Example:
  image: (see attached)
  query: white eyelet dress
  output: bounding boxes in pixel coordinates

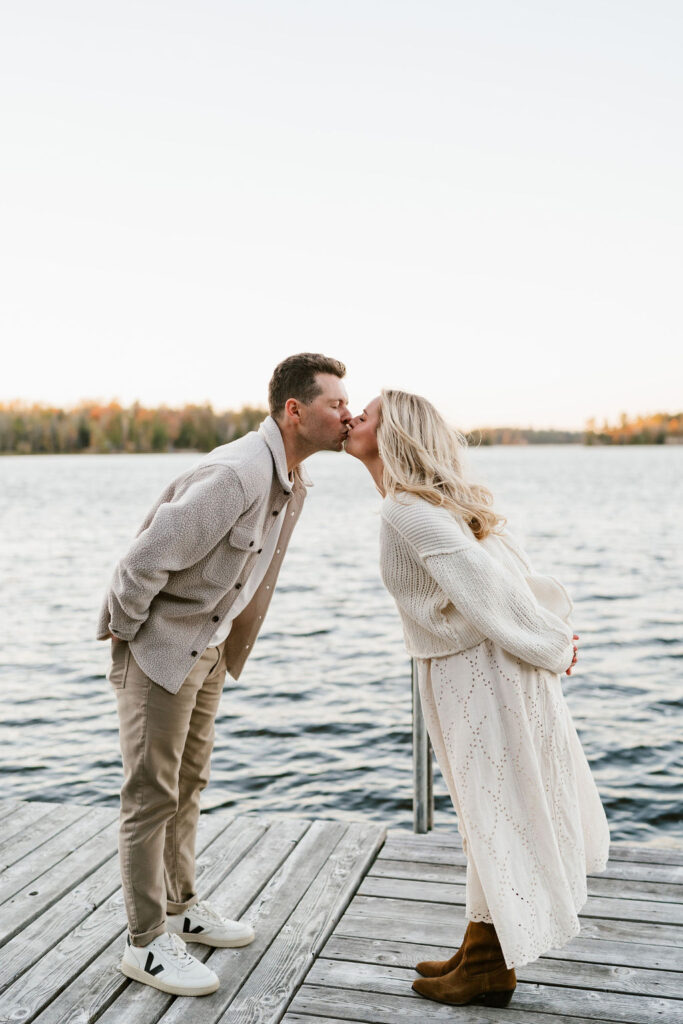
[380,495,611,970]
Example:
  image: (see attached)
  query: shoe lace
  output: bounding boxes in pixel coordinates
[193,900,227,924]
[157,931,197,968]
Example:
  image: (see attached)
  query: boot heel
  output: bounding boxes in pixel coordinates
[479,988,515,1007]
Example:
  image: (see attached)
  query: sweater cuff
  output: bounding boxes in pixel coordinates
[556,637,575,675]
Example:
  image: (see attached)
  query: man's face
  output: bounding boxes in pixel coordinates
[298,373,352,452]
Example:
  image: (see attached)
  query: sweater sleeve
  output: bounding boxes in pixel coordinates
[422,546,575,674]
[105,466,247,640]
[496,526,575,627]
[382,497,575,674]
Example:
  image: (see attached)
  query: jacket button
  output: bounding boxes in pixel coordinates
[235,582,242,589]
[191,650,198,657]
[272,509,278,516]
[257,548,263,554]
[249,540,254,547]
[212,615,219,622]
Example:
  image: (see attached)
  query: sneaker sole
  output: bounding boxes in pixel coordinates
[176,931,255,947]
[119,959,219,996]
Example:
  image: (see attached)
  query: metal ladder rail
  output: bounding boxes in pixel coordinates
[411,657,434,832]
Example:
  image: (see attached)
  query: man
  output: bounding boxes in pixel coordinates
[97,353,351,996]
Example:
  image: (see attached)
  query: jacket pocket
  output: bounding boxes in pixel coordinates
[107,639,131,689]
[202,523,260,586]
[228,523,259,551]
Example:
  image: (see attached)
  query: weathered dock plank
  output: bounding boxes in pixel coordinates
[370,855,683,900]
[289,829,683,1024]
[320,934,683,998]
[297,959,683,1024]
[0,800,61,851]
[385,828,683,865]
[602,844,683,867]
[25,814,277,1024]
[0,810,236,1005]
[335,894,683,969]
[283,1016,360,1024]
[93,815,316,1024]
[0,802,93,874]
[0,799,680,1024]
[0,815,120,946]
[0,807,117,920]
[135,819,386,1024]
[216,820,386,1024]
[381,830,683,867]
[285,1013,622,1024]
[287,985,628,1024]
[357,874,683,925]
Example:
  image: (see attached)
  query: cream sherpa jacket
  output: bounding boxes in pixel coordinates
[380,493,576,675]
[96,416,312,693]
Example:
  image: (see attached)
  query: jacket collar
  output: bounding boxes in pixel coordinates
[259,415,313,492]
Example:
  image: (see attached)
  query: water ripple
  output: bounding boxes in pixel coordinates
[0,445,681,845]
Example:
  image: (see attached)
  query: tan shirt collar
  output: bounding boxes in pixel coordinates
[259,415,314,492]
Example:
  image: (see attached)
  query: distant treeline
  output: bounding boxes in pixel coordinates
[583,412,682,445]
[0,401,267,454]
[470,412,682,446]
[0,402,681,454]
[469,427,583,445]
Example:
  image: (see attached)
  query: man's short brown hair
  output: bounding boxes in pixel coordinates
[268,353,346,419]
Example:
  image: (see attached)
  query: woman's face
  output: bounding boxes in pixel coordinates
[344,396,381,460]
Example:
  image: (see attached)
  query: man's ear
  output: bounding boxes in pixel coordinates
[283,398,302,423]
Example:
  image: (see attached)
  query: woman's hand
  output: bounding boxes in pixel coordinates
[566,634,579,675]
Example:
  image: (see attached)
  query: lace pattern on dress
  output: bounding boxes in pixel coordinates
[416,639,610,969]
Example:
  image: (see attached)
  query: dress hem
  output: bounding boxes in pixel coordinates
[494,852,610,968]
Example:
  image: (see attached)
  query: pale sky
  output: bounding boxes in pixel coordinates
[2,1,681,431]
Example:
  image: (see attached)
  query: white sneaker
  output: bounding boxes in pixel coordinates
[119,930,219,995]
[166,899,255,948]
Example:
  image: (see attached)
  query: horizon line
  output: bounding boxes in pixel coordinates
[0,397,680,435]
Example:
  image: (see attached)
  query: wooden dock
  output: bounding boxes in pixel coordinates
[0,798,681,1023]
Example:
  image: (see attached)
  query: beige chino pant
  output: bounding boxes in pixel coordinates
[108,637,228,946]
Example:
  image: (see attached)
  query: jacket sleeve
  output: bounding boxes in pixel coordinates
[384,499,575,675]
[105,466,247,641]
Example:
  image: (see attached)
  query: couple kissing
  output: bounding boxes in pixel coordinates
[98,351,609,1007]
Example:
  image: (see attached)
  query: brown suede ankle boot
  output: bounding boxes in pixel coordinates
[415,921,472,977]
[412,920,516,1007]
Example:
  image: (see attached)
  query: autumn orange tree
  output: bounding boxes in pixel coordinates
[584,412,682,444]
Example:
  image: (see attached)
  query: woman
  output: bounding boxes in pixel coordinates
[344,390,610,1008]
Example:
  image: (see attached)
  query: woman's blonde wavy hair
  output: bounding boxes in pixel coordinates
[376,389,507,541]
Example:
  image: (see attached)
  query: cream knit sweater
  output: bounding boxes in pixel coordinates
[380,492,576,675]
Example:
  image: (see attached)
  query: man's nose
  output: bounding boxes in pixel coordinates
[341,406,352,423]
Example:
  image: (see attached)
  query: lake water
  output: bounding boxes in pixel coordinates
[0,445,681,846]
